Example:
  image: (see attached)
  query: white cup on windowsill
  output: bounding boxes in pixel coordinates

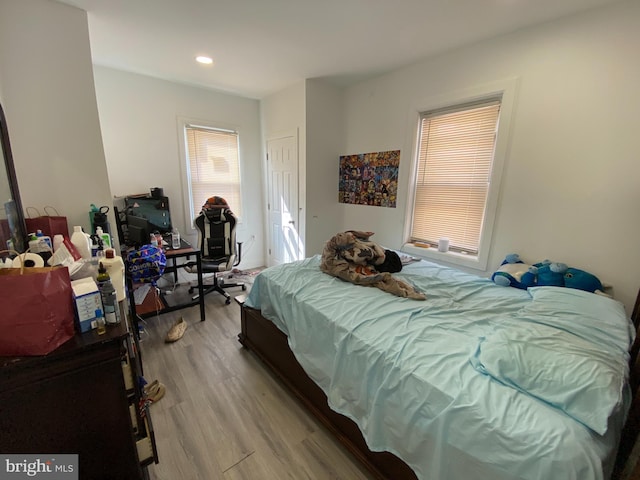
[438,237,450,253]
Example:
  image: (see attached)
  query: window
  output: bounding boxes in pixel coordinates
[183,125,242,224]
[411,98,501,256]
[404,78,519,271]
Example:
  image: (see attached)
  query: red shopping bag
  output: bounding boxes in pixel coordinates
[0,264,75,356]
[25,206,69,238]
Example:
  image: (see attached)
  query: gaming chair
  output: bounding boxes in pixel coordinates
[184,196,245,304]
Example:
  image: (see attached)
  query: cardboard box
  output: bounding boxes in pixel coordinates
[71,277,102,333]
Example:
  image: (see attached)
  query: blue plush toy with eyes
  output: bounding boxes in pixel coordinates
[565,267,604,293]
[496,255,604,293]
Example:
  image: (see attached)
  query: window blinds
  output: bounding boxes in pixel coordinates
[411,99,501,254]
[185,125,242,219]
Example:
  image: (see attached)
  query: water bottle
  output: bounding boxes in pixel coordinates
[171,227,181,249]
[97,262,120,325]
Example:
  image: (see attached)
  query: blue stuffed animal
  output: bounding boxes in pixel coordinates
[493,254,604,293]
[521,261,603,293]
[526,261,566,287]
[491,254,535,289]
[563,267,604,293]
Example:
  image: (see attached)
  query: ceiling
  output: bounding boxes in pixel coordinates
[58,0,623,99]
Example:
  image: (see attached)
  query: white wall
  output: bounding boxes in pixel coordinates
[305,79,345,256]
[0,0,113,233]
[260,81,306,258]
[261,80,347,258]
[93,66,264,269]
[338,0,640,312]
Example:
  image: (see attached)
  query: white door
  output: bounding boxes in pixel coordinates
[267,134,301,266]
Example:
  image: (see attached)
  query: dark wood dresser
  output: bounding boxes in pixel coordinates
[0,316,157,479]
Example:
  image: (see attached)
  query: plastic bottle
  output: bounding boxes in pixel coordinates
[95,308,106,335]
[90,235,99,258]
[53,234,64,252]
[95,235,105,259]
[102,248,126,302]
[97,262,120,324]
[89,204,100,232]
[71,226,92,259]
[28,233,39,252]
[35,230,52,252]
[96,226,111,249]
[171,227,180,249]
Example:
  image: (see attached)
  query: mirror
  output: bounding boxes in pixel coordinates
[0,101,27,254]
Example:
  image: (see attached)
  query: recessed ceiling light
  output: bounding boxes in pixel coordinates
[196,56,213,65]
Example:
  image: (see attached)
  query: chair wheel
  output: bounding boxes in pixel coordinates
[225,297,231,305]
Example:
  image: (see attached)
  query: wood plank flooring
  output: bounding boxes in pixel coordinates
[138,281,374,480]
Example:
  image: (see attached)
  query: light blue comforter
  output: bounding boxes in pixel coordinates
[245,255,633,480]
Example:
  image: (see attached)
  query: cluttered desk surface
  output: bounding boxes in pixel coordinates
[153,234,194,254]
[127,236,205,322]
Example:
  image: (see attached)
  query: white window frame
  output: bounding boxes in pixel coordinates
[177,117,243,232]
[403,79,518,271]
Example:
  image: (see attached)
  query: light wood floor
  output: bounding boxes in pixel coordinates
[138,281,374,480]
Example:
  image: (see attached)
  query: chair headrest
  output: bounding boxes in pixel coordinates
[200,196,231,222]
[203,207,227,222]
[202,196,229,210]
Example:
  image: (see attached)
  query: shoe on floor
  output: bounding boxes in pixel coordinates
[143,379,159,396]
[145,382,166,403]
[165,318,187,343]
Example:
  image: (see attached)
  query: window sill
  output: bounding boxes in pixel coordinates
[401,243,487,272]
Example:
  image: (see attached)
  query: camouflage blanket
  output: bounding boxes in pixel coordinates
[320,231,425,300]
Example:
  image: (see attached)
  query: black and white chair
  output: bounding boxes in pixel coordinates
[185,196,245,304]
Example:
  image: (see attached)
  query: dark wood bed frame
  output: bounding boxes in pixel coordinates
[237,293,640,480]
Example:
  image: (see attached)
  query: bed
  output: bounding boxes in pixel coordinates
[238,254,639,480]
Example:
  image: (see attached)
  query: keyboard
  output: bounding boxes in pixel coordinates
[133,284,152,305]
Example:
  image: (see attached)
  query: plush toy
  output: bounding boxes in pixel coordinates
[563,267,604,293]
[520,261,604,293]
[531,261,566,287]
[491,254,535,289]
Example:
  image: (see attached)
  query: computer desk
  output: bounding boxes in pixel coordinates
[126,238,205,336]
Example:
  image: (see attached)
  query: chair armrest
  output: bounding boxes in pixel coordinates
[233,242,243,267]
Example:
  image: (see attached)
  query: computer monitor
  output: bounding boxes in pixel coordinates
[113,192,173,248]
[124,195,172,233]
[125,214,150,247]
